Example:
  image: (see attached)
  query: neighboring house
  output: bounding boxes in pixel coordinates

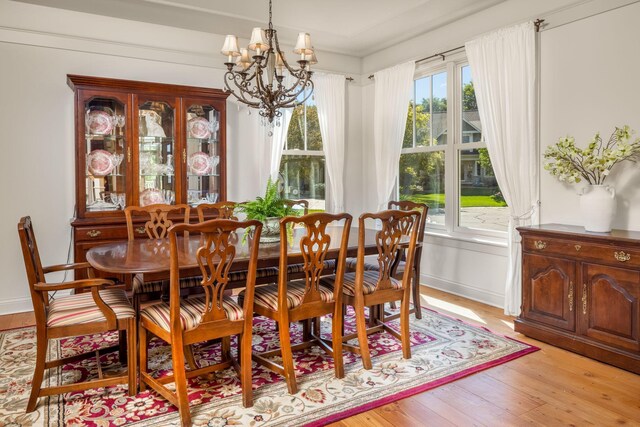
[431,111,497,187]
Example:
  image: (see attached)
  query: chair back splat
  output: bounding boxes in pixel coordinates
[124,204,190,241]
[279,213,352,308]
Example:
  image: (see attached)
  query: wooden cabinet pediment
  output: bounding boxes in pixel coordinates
[515,224,640,374]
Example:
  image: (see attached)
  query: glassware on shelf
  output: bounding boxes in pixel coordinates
[162,189,175,204]
[140,110,166,137]
[109,192,126,209]
[112,153,124,175]
[206,192,219,203]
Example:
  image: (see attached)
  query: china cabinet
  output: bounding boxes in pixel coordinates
[68,75,229,284]
[515,224,640,374]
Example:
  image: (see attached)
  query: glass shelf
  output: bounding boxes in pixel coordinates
[139,136,174,143]
[140,174,175,177]
[87,173,126,178]
[187,138,218,143]
[86,134,124,140]
[188,173,220,177]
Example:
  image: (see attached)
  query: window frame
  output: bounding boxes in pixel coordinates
[280,88,327,208]
[400,52,507,241]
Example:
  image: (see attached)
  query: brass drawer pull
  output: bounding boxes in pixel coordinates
[534,240,547,250]
[614,251,631,262]
[574,245,581,251]
[86,229,102,238]
[135,226,147,234]
[582,283,587,315]
[568,281,574,312]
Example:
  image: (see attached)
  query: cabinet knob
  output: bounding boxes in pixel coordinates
[534,240,547,250]
[135,226,147,235]
[86,229,102,238]
[574,245,581,251]
[614,251,631,262]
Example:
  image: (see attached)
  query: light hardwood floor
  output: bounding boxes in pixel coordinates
[2,288,639,426]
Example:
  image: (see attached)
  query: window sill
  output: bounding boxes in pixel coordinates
[424,229,508,256]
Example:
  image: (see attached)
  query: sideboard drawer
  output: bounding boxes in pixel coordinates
[523,236,640,268]
[75,225,127,242]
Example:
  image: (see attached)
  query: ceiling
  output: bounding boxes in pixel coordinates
[13,0,506,56]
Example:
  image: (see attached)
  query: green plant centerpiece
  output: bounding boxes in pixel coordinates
[237,178,297,243]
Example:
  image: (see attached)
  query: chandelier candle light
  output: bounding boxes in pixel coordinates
[221,0,317,125]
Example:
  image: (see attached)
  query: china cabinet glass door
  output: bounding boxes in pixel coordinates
[185,103,221,207]
[84,96,128,212]
[137,99,176,206]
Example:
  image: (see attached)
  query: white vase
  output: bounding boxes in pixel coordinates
[578,185,616,232]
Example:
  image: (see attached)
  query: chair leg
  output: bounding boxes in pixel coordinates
[400,293,412,360]
[221,336,231,361]
[126,318,137,396]
[239,330,253,407]
[302,319,311,341]
[332,304,344,379]
[139,325,148,392]
[171,334,192,427]
[26,332,47,413]
[184,345,198,370]
[413,264,422,319]
[313,317,321,337]
[118,330,128,366]
[354,299,372,370]
[277,318,298,394]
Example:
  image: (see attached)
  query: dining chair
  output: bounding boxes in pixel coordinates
[241,212,352,394]
[345,200,428,319]
[283,199,309,215]
[138,218,262,426]
[322,209,420,369]
[124,204,196,309]
[18,216,136,413]
[195,201,238,223]
[196,201,280,286]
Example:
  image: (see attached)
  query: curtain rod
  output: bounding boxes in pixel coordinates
[366,18,545,79]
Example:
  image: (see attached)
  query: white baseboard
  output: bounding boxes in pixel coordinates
[0,297,34,316]
[421,273,504,309]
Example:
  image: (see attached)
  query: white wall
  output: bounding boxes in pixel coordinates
[0,0,362,314]
[539,2,640,230]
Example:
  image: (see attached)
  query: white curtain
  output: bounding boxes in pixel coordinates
[314,73,346,213]
[465,21,539,316]
[257,74,294,191]
[373,61,415,210]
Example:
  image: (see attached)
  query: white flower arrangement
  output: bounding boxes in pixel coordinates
[544,126,640,185]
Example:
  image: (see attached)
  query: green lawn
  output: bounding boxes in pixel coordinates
[401,194,507,208]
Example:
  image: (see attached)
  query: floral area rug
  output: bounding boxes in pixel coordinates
[0,307,537,426]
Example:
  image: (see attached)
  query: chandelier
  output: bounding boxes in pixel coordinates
[220,0,317,124]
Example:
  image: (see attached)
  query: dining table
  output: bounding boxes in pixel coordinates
[86,225,383,287]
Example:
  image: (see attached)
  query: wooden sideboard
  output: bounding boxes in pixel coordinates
[515,224,640,374]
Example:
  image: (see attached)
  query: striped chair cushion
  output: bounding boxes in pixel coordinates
[320,270,402,297]
[140,296,243,332]
[47,289,134,327]
[240,280,334,312]
[345,257,380,272]
[132,267,280,294]
[286,259,337,275]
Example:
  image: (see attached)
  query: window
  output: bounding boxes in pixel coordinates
[399,58,508,235]
[280,88,326,212]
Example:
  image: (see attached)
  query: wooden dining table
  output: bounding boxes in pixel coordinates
[86,225,381,284]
